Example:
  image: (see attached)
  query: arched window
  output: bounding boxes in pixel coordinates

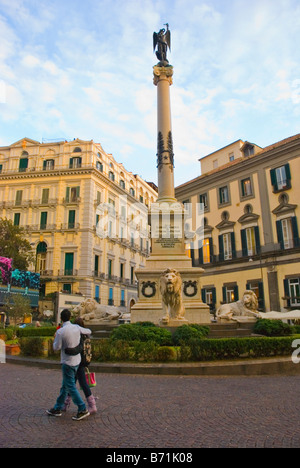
[36,242,47,274]
[73,147,82,153]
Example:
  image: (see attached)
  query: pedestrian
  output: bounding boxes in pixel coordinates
[46,309,91,421]
[63,317,97,415]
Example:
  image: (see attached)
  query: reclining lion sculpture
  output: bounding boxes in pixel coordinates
[216,290,260,322]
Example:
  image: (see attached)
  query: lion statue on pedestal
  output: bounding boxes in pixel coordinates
[216,290,260,322]
[160,268,185,324]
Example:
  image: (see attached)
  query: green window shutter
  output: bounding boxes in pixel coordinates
[231,232,236,258]
[276,220,284,249]
[254,226,261,254]
[270,168,278,191]
[258,282,265,311]
[241,229,247,256]
[218,235,224,261]
[212,288,217,306]
[69,158,73,168]
[222,286,227,303]
[40,212,47,229]
[209,237,214,262]
[285,163,291,189]
[64,253,74,275]
[291,216,299,247]
[15,190,23,205]
[14,213,20,226]
[76,186,80,198]
[19,158,28,172]
[198,241,203,264]
[201,288,206,303]
[66,187,70,202]
[233,285,239,301]
[68,210,75,228]
[283,279,291,307]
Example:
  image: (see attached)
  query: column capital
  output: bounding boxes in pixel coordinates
[153,65,174,86]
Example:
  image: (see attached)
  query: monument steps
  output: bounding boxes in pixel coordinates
[207,322,255,339]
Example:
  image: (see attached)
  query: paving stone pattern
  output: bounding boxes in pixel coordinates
[0,364,300,448]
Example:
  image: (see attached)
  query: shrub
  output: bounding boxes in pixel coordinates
[253,319,292,337]
[172,324,210,346]
[19,337,45,357]
[17,327,57,338]
[154,346,177,362]
[110,324,172,346]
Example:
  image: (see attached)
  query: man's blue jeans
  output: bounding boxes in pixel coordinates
[54,364,86,412]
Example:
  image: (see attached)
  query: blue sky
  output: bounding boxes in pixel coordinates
[0,0,300,186]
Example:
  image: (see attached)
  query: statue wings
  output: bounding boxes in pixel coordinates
[153,29,171,51]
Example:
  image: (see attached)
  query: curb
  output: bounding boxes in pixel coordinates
[5,355,300,376]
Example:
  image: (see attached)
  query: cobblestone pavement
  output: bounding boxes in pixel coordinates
[0,363,300,448]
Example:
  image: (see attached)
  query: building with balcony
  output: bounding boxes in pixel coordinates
[176,133,300,314]
[0,137,158,312]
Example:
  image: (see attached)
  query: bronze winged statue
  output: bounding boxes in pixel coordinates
[153,23,171,65]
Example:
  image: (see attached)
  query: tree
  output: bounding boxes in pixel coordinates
[4,294,32,327]
[0,218,34,270]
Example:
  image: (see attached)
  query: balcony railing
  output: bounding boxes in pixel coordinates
[61,223,80,230]
[58,269,78,277]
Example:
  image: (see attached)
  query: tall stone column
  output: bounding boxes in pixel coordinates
[153,65,176,203]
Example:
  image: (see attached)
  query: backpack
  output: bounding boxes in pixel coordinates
[80,334,92,367]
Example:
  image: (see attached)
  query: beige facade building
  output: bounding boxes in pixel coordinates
[176,133,300,313]
[0,138,158,312]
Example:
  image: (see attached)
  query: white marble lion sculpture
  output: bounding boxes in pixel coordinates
[160,268,185,324]
[72,298,121,321]
[216,290,260,322]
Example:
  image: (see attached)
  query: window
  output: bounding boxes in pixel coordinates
[270,164,291,192]
[19,158,28,172]
[94,255,99,275]
[199,238,213,264]
[121,290,125,307]
[244,145,254,157]
[108,259,113,278]
[0,164,3,174]
[66,186,80,202]
[108,171,115,181]
[219,186,229,205]
[241,178,253,197]
[199,193,208,210]
[201,287,216,311]
[120,263,124,279]
[73,147,82,153]
[15,190,23,206]
[129,187,135,197]
[130,266,135,284]
[43,159,55,171]
[40,212,48,229]
[219,232,236,261]
[14,213,20,226]
[229,153,234,162]
[222,285,239,303]
[241,226,261,256]
[276,217,299,249]
[41,189,49,204]
[64,253,74,276]
[284,278,300,307]
[120,180,125,189]
[36,242,47,274]
[69,157,82,169]
[108,287,114,306]
[68,210,75,228]
[96,161,103,172]
[62,283,72,293]
[95,285,100,303]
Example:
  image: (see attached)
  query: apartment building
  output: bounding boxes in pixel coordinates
[176,134,300,313]
[0,138,158,312]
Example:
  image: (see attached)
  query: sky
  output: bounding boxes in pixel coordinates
[0,0,300,186]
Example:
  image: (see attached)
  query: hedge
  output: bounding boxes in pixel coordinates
[110,323,173,346]
[17,327,56,338]
[92,335,300,363]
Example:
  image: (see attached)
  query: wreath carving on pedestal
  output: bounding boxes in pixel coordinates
[141,281,157,298]
[183,280,198,297]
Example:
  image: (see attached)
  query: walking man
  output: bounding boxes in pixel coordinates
[47,309,91,421]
